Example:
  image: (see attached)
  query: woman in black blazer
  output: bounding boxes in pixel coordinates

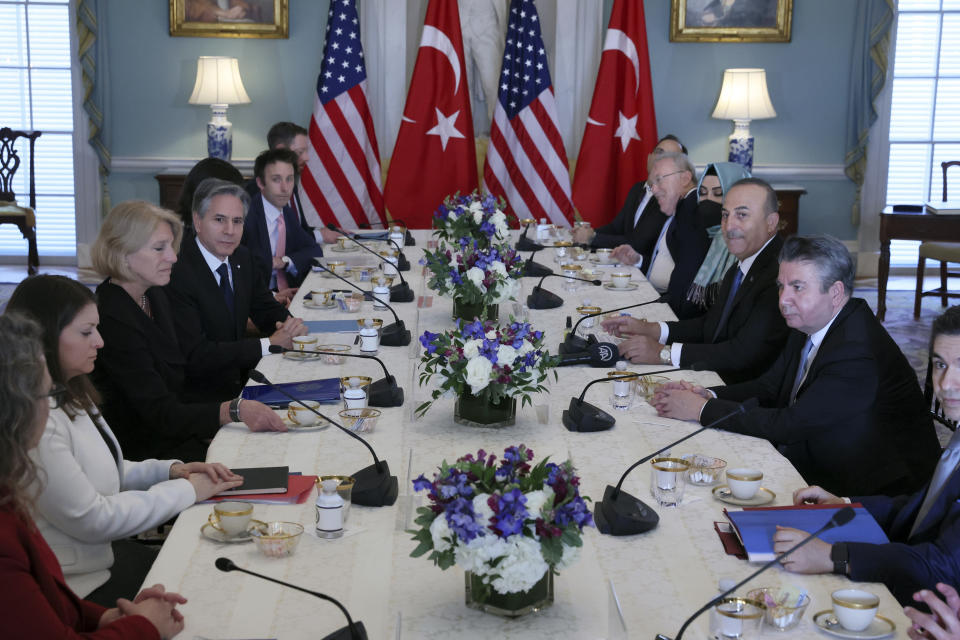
[90,201,284,462]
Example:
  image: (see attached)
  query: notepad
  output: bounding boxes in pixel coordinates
[219,466,289,495]
[305,320,360,333]
[724,503,889,563]
[241,378,341,408]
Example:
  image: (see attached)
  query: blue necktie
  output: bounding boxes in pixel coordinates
[217,263,235,315]
[911,430,960,537]
[789,337,814,404]
[712,266,744,342]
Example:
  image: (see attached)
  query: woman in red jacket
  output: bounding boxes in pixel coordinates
[0,312,185,639]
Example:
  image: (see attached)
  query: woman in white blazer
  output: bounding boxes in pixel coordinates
[5,275,243,606]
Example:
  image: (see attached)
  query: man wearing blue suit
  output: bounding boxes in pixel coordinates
[772,305,960,605]
[242,148,324,290]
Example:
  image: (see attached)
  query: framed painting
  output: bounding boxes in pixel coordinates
[170,0,288,39]
[670,0,792,43]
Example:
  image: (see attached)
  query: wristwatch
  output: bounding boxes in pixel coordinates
[281,255,292,268]
[830,542,849,575]
[229,397,243,423]
[659,346,671,364]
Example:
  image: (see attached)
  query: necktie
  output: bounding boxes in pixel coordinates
[274,213,289,290]
[910,430,960,537]
[217,263,235,315]
[712,266,744,342]
[789,337,814,404]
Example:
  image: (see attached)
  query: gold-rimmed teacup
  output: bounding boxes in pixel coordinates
[310,288,334,305]
[595,248,613,264]
[292,335,318,352]
[208,501,253,537]
[727,468,764,500]
[325,259,347,275]
[287,400,321,426]
[831,589,879,631]
[370,274,395,288]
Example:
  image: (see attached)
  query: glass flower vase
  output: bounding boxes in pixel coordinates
[453,391,516,428]
[464,570,554,618]
[452,298,499,324]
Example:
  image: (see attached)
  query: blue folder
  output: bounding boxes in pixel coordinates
[241,378,341,408]
[725,504,889,562]
[304,320,360,333]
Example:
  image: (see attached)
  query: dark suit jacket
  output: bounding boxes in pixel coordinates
[242,193,323,288]
[591,182,667,273]
[666,235,788,383]
[661,190,710,320]
[844,469,960,604]
[93,280,220,462]
[244,178,311,233]
[166,234,289,403]
[701,297,940,497]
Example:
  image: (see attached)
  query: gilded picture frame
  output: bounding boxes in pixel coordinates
[670,0,792,43]
[170,0,289,39]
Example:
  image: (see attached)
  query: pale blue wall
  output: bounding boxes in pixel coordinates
[107,0,859,239]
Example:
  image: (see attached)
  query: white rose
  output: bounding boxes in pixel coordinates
[489,260,507,278]
[496,344,517,367]
[466,267,485,288]
[447,209,458,221]
[462,338,482,359]
[473,493,494,525]
[485,329,497,340]
[470,200,484,214]
[429,515,453,552]
[490,211,509,238]
[455,534,509,575]
[465,356,493,393]
[493,277,520,304]
[524,486,553,519]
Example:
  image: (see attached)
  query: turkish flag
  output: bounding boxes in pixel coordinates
[384,0,477,228]
[572,0,658,226]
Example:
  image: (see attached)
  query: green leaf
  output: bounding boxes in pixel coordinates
[410,539,433,558]
[540,536,563,566]
[561,527,582,548]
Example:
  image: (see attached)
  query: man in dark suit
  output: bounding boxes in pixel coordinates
[245,122,339,244]
[571,135,685,260]
[610,152,710,319]
[653,235,940,497]
[166,178,308,403]
[602,178,788,383]
[243,148,324,289]
[767,306,960,606]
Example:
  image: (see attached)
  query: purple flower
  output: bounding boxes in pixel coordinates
[490,488,529,538]
[444,497,484,542]
[412,474,433,494]
[419,331,439,354]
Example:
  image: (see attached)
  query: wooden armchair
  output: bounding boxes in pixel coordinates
[914,160,960,318]
[0,127,41,275]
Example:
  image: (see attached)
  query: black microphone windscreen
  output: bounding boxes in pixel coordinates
[215,557,236,572]
[248,369,268,384]
[589,342,619,365]
[268,345,285,354]
[591,279,602,286]
[830,506,856,527]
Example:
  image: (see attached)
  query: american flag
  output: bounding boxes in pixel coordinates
[483,0,574,227]
[300,0,386,230]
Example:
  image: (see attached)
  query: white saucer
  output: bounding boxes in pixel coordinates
[303,299,336,309]
[200,519,265,543]
[282,416,330,431]
[282,351,320,362]
[812,610,895,639]
[589,256,619,266]
[603,282,638,291]
[711,485,776,506]
[330,245,358,253]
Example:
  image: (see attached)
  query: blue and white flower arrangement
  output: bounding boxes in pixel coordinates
[420,243,524,307]
[432,190,514,249]
[416,320,558,417]
[409,445,593,596]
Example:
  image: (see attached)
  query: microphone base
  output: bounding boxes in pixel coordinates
[389,283,415,303]
[527,287,564,310]
[594,485,660,536]
[380,321,411,347]
[404,230,415,246]
[321,621,368,640]
[516,235,541,252]
[558,334,591,355]
[397,253,411,272]
[351,461,398,507]
[521,260,552,278]
[368,376,404,408]
[561,398,615,432]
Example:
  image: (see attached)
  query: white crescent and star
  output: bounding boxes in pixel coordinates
[586,29,643,153]
[401,25,466,151]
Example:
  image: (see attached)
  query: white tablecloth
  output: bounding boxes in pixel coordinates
[143,231,906,639]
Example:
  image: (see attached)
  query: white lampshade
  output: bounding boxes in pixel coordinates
[711,68,776,121]
[188,56,251,106]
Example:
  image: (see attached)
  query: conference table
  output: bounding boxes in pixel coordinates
[143,232,906,639]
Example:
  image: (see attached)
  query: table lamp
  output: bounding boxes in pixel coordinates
[711,68,776,172]
[188,56,251,161]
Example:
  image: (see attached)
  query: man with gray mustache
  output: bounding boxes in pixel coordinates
[602,178,788,383]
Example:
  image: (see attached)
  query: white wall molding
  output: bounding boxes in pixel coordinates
[696,163,847,181]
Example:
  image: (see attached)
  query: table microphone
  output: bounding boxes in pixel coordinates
[656,505,856,640]
[356,218,415,246]
[560,298,662,354]
[326,224,414,299]
[515,219,541,252]
[561,367,679,433]
[268,345,403,407]
[555,341,621,368]
[527,273,603,310]
[248,369,398,506]
[328,223,410,272]
[215,557,367,640]
[595,398,759,536]
[313,263,411,346]
[521,245,552,278]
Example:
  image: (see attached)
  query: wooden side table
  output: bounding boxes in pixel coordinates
[772,184,805,238]
[877,206,960,321]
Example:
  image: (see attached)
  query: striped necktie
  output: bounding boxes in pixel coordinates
[789,337,814,404]
[712,266,744,342]
[911,430,960,537]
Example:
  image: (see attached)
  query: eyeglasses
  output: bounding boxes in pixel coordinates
[40,383,68,409]
[649,171,684,187]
